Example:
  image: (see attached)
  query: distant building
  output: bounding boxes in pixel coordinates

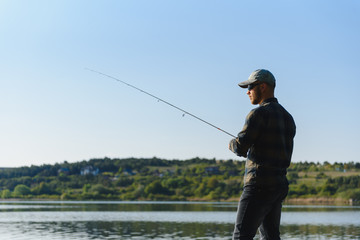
[205,166,220,175]
[123,167,135,176]
[166,169,175,176]
[58,168,70,175]
[80,166,99,176]
[228,169,238,176]
[152,169,163,177]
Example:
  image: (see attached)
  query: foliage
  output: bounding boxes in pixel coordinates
[1,189,11,199]
[0,158,359,201]
[13,184,31,197]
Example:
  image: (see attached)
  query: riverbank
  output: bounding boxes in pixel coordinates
[3,196,357,206]
[284,197,358,205]
[189,197,358,206]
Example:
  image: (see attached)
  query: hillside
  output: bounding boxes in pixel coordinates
[0,158,359,204]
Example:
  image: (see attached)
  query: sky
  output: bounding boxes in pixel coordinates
[1,0,359,167]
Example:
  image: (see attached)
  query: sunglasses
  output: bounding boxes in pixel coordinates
[247,82,262,91]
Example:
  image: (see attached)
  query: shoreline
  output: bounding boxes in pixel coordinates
[284,197,357,205]
[1,197,358,205]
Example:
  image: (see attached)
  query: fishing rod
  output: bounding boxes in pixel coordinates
[85,68,236,138]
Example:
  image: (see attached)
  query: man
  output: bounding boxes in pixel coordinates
[229,69,296,240]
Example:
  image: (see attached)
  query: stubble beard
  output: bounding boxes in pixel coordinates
[251,87,262,105]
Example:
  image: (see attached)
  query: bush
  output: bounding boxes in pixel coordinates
[31,182,54,195]
[13,184,31,197]
[319,183,337,197]
[287,172,299,184]
[316,172,327,179]
[144,180,171,196]
[89,184,113,195]
[349,189,360,200]
[115,177,134,187]
[1,189,11,199]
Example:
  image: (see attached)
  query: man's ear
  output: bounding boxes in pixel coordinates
[260,82,267,92]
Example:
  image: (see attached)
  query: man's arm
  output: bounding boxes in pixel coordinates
[229,138,247,157]
[228,109,263,157]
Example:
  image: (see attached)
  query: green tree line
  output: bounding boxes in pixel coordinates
[0,158,359,202]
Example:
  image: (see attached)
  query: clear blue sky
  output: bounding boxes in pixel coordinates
[1,0,359,167]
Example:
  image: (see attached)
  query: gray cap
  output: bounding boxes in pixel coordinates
[238,69,276,88]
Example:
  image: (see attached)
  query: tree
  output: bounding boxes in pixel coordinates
[207,177,219,190]
[287,172,299,184]
[89,184,112,195]
[194,183,207,197]
[1,189,11,199]
[83,184,91,193]
[316,172,327,180]
[13,184,31,197]
[320,183,337,196]
[144,180,170,195]
[32,182,52,195]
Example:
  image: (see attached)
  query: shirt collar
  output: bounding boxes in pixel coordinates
[260,97,278,106]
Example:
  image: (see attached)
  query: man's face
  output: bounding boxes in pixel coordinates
[247,83,262,105]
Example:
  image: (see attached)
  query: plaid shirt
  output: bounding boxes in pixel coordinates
[230,98,296,187]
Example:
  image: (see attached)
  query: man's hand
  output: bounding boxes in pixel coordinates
[229,138,247,157]
[229,138,239,154]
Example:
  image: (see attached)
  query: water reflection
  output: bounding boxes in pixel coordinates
[0,221,234,240]
[1,220,359,240]
[281,225,360,240]
[0,200,237,212]
[0,201,359,240]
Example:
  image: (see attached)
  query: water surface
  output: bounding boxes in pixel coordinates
[0,201,359,239]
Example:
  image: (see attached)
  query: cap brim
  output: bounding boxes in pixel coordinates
[238,79,257,88]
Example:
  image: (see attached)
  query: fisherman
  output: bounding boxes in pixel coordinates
[229,69,296,240]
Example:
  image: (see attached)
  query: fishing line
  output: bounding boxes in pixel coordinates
[85,68,236,138]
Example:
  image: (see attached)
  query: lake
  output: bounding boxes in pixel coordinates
[0,201,359,239]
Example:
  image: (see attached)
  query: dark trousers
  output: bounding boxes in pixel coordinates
[232,185,288,240]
